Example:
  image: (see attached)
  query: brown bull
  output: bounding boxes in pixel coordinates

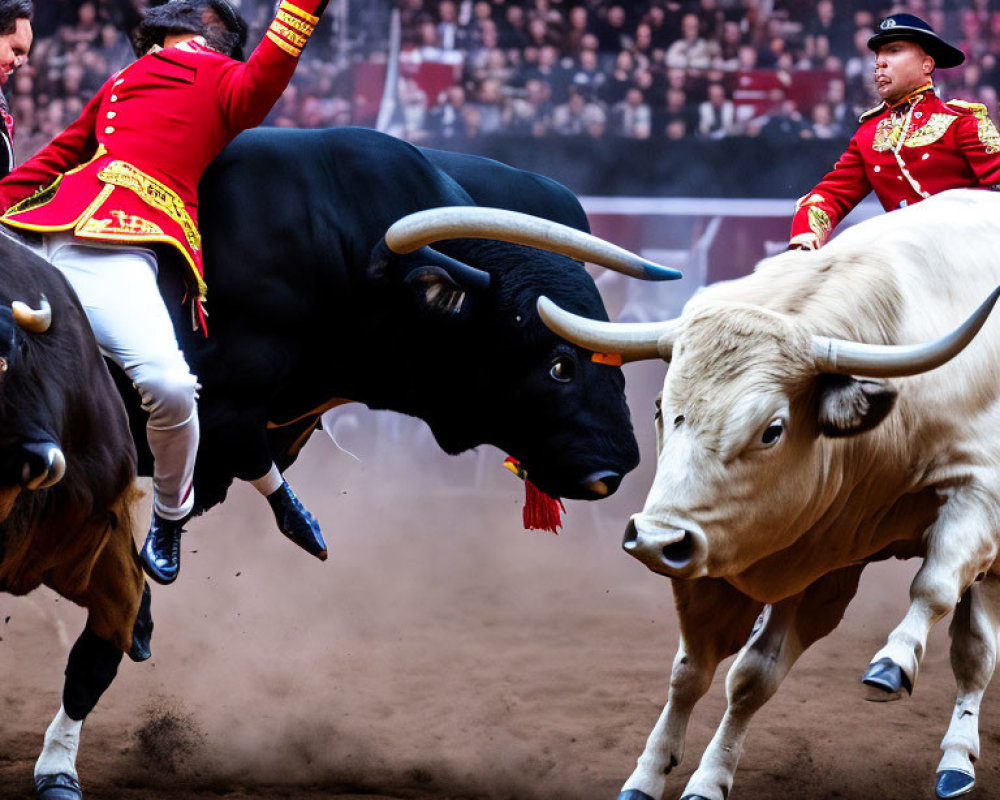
[0,231,146,800]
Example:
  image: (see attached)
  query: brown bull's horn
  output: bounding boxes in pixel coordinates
[26,446,66,491]
[12,296,52,334]
[812,286,1000,378]
[537,296,679,362]
[385,207,682,281]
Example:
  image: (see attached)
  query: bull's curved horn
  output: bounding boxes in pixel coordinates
[25,445,66,490]
[537,296,678,362]
[12,296,52,334]
[386,207,681,281]
[812,286,1000,378]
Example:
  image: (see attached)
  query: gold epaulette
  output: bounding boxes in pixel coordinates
[859,102,886,123]
[267,0,318,58]
[945,99,988,115]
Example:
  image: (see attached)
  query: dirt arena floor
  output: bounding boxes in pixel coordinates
[2,362,999,800]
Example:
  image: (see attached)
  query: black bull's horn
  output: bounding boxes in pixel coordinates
[384,207,682,281]
[537,286,1000,377]
[12,295,52,334]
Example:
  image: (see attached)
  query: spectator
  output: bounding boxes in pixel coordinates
[807,101,841,139]
[666,12,720,70]
[697,81,739,138]
[567,47,605,98]
[595,5,632,54]
[502,76,552,136]
[426,84,470,140]
[612,86,651,139]
[552,85,591,135]
[659,85,698,138]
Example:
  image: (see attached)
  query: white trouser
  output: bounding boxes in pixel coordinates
[29,231,198,520]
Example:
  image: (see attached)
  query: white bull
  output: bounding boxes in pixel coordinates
[538,189,1000,800]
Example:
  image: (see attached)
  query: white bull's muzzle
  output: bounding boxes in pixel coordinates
[623,515,708,578]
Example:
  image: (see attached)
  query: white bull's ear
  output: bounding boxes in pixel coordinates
[816,375,897,438]
[404,266,470,318]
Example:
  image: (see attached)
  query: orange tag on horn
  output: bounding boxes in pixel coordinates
[591,352,623,366]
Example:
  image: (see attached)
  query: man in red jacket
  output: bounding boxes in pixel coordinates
[0,0,329,585]
[789,13,1000,250]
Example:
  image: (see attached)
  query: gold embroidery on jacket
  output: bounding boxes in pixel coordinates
[78,209,165,239]
[946,100,1000,154]
[807,206,832,241]
[5,175,64,216]
[901,113,957,147]
[872,113,957,151]
[96,161,201,251]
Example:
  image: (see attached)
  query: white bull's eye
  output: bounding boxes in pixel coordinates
[761,418,784,446]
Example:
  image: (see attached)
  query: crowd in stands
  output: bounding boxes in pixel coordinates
[8,0,1000,159]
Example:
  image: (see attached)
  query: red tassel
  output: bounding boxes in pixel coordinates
[523,478,565,533]
[503,456,565,533]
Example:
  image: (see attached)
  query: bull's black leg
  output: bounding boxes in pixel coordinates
[34,624,123,800]
[129,581,153,662]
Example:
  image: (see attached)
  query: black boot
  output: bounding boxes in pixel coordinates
[267,480,328,560]
[128,582,153,662]
[139,513,187,585]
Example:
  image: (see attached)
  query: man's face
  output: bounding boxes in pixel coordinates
[0,18,32,86]
[874,39,933,104]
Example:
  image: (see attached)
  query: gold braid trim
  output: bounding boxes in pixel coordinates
[279,0,319,25]
[96,161,200,252]
[267,30,303,57]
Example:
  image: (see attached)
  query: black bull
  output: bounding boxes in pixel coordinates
[15,128,648,795]
[120,126,641,510]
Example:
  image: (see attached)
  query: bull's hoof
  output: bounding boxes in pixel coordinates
[862,657,912,700]
[936,770,976,798]
[35,772,82,800]
[128,582,153,662]
[617,792,657,800]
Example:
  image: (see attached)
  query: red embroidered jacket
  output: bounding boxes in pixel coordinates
[789,84,1000,249]
[0,0,324,306]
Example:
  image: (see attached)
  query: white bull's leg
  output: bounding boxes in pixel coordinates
[679,565,864,800]
[935,575,1000,799]
[865,496,999,700]
[35,704,82,790]
[619,579,764,800]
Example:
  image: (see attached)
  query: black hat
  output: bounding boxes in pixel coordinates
[867,13,965,69]
[132,0,248,60]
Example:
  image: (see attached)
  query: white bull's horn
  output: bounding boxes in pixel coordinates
[386,207,681,281]
[12,295,52,334]
[537,296,678,363]
[812,286,1000,378]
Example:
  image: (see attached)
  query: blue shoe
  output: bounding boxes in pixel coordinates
[139,513,187,585]
[35,772,82,800]
[267,480,327,561]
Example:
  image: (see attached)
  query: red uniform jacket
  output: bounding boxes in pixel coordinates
[789,83,1000,249]
[0,0,324,309]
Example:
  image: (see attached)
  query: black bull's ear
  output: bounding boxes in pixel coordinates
[367,238,491,318]
[816,374,898,437]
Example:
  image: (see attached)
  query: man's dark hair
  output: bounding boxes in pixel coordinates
[0,0,32,37]
[132,0,248,60]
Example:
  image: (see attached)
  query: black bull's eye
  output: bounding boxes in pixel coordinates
[550,357,575,383]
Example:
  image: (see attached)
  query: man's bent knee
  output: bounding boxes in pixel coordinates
[135,366,199,428]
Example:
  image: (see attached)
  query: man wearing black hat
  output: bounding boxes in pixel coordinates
[789,13,1000,250]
